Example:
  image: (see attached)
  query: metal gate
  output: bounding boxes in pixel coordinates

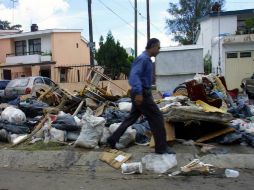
[225,51,254,90]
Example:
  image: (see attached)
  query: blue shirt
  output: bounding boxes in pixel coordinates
[129,51,153,95]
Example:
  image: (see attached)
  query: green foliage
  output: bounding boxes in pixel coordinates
[0,20,22,30]
[245,18,254,33]
[166,0,225,45]
[95,31,131,79]
[41,51,52,56]
[204,52,212,74]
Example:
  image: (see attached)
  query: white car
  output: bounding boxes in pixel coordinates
[4,76,56,98]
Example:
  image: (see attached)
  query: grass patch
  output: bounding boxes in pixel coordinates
[13,141,67,151]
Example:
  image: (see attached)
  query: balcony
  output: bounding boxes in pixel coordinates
[223,34,254,44]
[5,52,52,65]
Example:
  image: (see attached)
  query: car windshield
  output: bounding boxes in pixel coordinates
[7,78,30,87]
[0,81,10,89]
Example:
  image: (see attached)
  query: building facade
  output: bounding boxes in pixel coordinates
[0,27,91,83]
[196,9,254,89]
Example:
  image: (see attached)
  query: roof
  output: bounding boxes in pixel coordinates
[0,30,21,36]
[160,45,203,52]
[0,29,83,39]
[198,8,254,22]
[0,61,56,68]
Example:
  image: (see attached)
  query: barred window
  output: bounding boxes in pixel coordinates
[227,52,238,58]
[29,38,41,55]
[15,40,26,56]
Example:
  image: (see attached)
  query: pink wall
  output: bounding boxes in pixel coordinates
[51,32,90,66]
[0,39,13,63]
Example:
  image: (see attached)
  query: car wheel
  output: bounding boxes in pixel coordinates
[173,85,188,96]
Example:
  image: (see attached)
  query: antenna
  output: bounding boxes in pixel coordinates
[10,0,18,25]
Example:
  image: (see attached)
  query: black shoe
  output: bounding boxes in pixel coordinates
[155,147,176,154]
[107,137,116,149]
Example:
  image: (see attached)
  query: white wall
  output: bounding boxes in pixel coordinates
[156,47,203,92]
[13,34,51,54]
[197,15,237,75]
[41,34,51,53]
[197,19,213,57]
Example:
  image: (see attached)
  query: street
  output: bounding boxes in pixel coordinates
[0,168,254,190]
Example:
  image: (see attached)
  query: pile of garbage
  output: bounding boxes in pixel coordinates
[0,72,254,149]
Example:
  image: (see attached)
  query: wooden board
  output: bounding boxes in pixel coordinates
[195,127,235,143]
[164,106,233,123]
[149,121,175,148]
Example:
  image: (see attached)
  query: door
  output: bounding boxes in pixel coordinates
[40,69,50,78]
[3,69,11,80]
[225,51,254,90]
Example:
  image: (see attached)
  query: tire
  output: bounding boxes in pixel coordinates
[173,85,188,96]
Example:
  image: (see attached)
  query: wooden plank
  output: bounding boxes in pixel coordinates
[195,127,235,143]
[149,121,175,148]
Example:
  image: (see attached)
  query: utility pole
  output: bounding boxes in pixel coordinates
[146,0,150,42]
[134,0,137,58]
[88,0,94,66]
[212,2,221,75]
[10,0,18,25]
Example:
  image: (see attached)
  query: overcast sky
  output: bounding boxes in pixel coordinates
[0,0,254,54]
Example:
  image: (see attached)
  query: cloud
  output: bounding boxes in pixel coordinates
[0,0,70,30]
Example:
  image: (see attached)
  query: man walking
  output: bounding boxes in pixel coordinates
[107,38,175,154]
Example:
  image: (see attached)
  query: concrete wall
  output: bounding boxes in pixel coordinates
[155,46,203,93]
[197,16,237,57]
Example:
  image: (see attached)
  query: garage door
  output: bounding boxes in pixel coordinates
[225,51,254,90]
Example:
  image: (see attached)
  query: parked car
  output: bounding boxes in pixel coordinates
[0,80,10,102]
[241,73,254,97]
[4,76,56,99]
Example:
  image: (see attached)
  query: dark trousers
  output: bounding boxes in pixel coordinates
[108,91,167,152]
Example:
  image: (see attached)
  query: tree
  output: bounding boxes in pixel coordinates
[0,20,22,30]
[166,0,225,45]
[204,51,212,74]
[245,18,254,34]
[95,31,131,79]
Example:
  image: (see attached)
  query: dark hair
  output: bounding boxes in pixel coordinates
[145,38,160,50]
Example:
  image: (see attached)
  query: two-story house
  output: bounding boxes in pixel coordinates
[196,9,254,89]
[0,24,90,83]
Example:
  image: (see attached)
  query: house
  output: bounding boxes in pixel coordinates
[196,9,254,89]
[0,24,91,83]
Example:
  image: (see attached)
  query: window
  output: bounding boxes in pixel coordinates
[227,52,238,58]
[29,38,41,55]
[34,77,44,84]
[240,52,251,58]
[15,40,26,56]
[60,68,67,83]
[77,70,80,82]
[43,77,56,87]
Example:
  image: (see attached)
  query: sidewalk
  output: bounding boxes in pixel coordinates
[1,142,254,174]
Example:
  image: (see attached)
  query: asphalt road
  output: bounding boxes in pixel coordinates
[0,168,253,190]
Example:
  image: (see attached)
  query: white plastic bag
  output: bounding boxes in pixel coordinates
[109,123,136,149]
[75,108,106,148]
[100,127,111,144]
[118,102,132,112]
[142,153,177,173]
[50,128,66,142]
[1,106,26,124]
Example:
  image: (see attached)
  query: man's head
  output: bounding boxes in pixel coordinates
[145,38,160,57]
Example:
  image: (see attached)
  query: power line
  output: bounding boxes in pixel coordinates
[97,0,145,36]
[126,0,165,35]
